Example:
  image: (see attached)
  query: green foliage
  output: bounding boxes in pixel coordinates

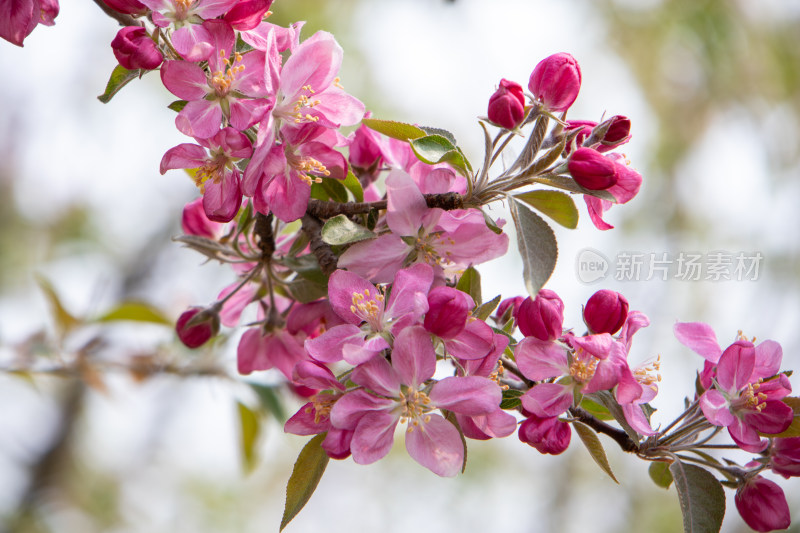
[321,215,375,245]
[95,301,171,326]
[669,460,725,533]
[572,421,619,484]
[237,402,261,474]
[649,461,674,489]
[456,266,482,306]
[508,198,558,298]
[281,434,330,531]
[514,190,579,229]
[97,65,141,104]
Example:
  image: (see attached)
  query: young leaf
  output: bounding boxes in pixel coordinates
[456,266,482,306]
[281,434,330,531]
[321,215,376,245]
[342,169,364,203]
[508,198,558,298]
[167,100,188,113]
[669,460,725,533]
[499,388,524,410]
[95,301,172,325]
[474,294,501,321]
[362,118,426,141]
[420,125,457,145]
[572,421,619,483]
[578,397,614,421]
[649,461,674,489]
[286,279,328,304]
[237,401,261,474]
[514,190,579,229]
[35,274,81,338]
[409,135,472,177]
[250,383,287,422]
[97,65,142,104]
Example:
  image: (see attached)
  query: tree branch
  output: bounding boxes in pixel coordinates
[569,406,639,453]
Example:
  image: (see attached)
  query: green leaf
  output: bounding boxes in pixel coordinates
[168,100,188,113]
[474,295,501,321]
[95,301,171,326]
[321,215,376,245]
[590,390,641,443]
[578,397,614,421]
[669,460,726,533]
[310,179,348,203]
[237,401,261,474]
[760,396,800,437]
[456,266,482,306]
[281,434,330,531]
[508,199,558,298]
[250,383,286,422]
[530,174,617,202]
[481,210,504,235]
[342,169,364,203]
[515,190,579,229]
[420,125,457,145]
[286,279,328,304]
[35,274,81,338]
[649,461,674,489]
[572,421,619,483]
[499,389,524,410]
[97,65,141,104]
[409,135,472,177]
[362,118,426,141]
[281,254,327,285]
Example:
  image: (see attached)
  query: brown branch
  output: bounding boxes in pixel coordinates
[306,192,464,220]
[301,214,338,276]
[569,406,639,453]
[254,212,275,259]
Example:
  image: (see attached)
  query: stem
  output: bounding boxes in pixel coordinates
[569,406,639,453]
[301,214,338,276]
[306,192,464,219]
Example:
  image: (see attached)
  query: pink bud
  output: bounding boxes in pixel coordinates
[181,198,222,239]
[583,290,629,335]
[595,115,632,151]
[111,27,163,70]
[735,476,791,532]
[495,296,525,324]
[487,79,526,130]
[528,53,581,112]
[349,123,383,170]
[101,0,148,16]
[515,289,564,341]
[518,414,571,455]
[424,287,474,339]
[176,307,219,349]
[771,437,800,479]
[568,147,618,190]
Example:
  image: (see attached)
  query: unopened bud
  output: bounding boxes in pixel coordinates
[176,307,220,349]
[424,286,473,339]
[487,79,526,130]
[515,289,564,341]
[101,0,148,16]
[568,147,618,190]
[518,414,571,455]
[528,53,581,112]
[111,27,163,70]
[583,289,628,335]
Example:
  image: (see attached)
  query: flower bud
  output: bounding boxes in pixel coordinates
[349,123,383,171]
[515,289,564,341]
[568,147,618,190]
[528,53,581,112]
[583,289,629,335]
[424,286,474,339]
[735,476,791,532]
[176,307,220,349]
[595,115,631,151]
[101,0,148,16]
[111,27,163,70]
[518,414,571,455]
[771,437,800,479]
[487,79,525,130]
[494,296,525,325]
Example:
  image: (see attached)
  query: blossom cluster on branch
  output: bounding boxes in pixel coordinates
[3,1,799,532]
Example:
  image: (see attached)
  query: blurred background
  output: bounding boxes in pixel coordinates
[0,0,799,531]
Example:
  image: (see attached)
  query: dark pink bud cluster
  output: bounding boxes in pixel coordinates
[583,289,629,335]
[528,53,581,112]
[111,27,163,70]
[487,79,525,130]
[567,147,618,190]
[515,289,564,341]
[176,307,220,348]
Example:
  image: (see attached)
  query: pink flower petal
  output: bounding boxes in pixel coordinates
[515,337,569,381]
[699,389,734,427]
[351,356,401,397]
[350,411,399,465]
[521,383,574,417]
[391,326,436,387]
[405,414,463,477]
[673,322,722,363]
[429,376,501,416]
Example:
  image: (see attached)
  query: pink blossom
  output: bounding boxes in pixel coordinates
[1,0,59,46]
[111,26,163,70]
[329,326,502,476]
[568,147,618,191]
[181,197,223,239]
[735,475,791,532]
[423,286,473,339]
[518,414,571,455]
[771,437,800,479]
[583,289,629,335]
[160,20,271,139]
[515,289,564,341]
[584,153,642,230]
[528,53,581,112]
[160,127,252,222]
[176,307,219,348]
[237,326,308,379]
[304,264,433,365]
[337,170,508,283]
[488,79,526,130]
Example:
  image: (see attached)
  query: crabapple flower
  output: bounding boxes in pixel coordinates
[515,289,564,341]
[423,286,472,339]
[487,79,525,130]
[304,264,433,365]
[337,170,508,283]
[176,307,219,348]
[329,326,502,476]
[181,197,222,239]
[160,20,271,139]
[237,326,307,379]
[1,0,59,46]
[584,153,642,230]
[583,289,629,335]
[111,26,163,70]
[770,437,800,479]
[528,53,581,112]
[568,147,618,191]
[735,475,791,532]
[160,127,252,222]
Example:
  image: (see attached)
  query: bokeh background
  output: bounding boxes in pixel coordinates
[1,0,799,531]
